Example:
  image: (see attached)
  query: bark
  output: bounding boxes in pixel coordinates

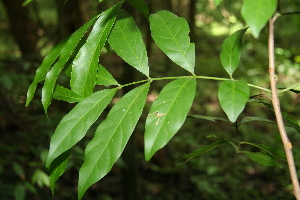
[1,0,39,58]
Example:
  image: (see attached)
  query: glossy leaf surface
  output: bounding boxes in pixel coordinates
[70,2,122,97]
[78,82,150,199]
[150,10,195,74]
[46,88,117,168]
[145,78,196,161]
[220,28,247,77]
[53,85,84,103]
[108,10,149,77]
[96,64,119,85]
[241,0,277,38]
[218,80,249,122]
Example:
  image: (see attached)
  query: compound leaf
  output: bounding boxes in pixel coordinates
[78,82,150,200]
[241,0,277,38]
[150,10,195,74]
[218,80,249,122]
[70,2,123,97]
[145,78,196,161]
[108,10,149,77]
[46,88,117,169]
[220,28,247,78]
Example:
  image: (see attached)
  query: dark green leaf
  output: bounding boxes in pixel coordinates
[240,116,276,125]
[188,114,230,123]
[78,82,150,200]
[218,80,249,122]
[127,0,149,19]
[22,0,34,6]
[150,10,195,74]
[243,151,277,167]
[241,0,277,38]
[108,10,149,77]
[53,85,84,103]
[46,88,117,168]
[145,78,196,161]
[70,2,123,97]
[96,64,119,86]
[220,28,247,78]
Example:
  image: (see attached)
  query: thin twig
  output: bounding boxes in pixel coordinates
[268,16,300,199]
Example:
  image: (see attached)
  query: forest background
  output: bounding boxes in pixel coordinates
[1,0,300,199]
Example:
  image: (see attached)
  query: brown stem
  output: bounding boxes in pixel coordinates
[268,16,300,199]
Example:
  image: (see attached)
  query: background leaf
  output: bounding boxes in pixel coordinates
[242,151,278,167]
[78,82,150,200]
[53,85,84,103]
[150,10,195,74]
[127,0,149,19]
[218,80,249,122]
[220,28,247,78]
[70,2,123,97]
[95,64,119,86]
[240,116,276,125]
[188,114,230,123]
[108,9,149,77]
[46,88,117,168]
[145,78,196,161]
[214,0,223,6]
[241,0,277,38]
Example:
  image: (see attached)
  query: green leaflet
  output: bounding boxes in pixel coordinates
[78,82,150,200]
[46,88,117,168]
[53,85,84,103]
[220,28,247,78]
[188,115,230,123]
[214,0,223,6]
[95,64,119,86]
[108,10,149,77]
[70,2,123,97]
[127,0,149,19]
[242,151,278,167]
[150,10,195,74]
[218,80,249,122]
[144,78,196,161]
[240,116,276,125]
[241,0,277,38]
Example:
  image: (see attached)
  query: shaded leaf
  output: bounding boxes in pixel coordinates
[145,78,196,161]
[78,82,150,200]
[241,0,277,38]
[220,28,247,78]
[218,80,249,122]
[128,0,149,19]
[188,114,230,123]
[150,10,195,74]
[46,88,117,168]
[240,116,276,125]
[53,85,84,103]
[70,2,123,97]
[108,10,149,77]
[22,0,34,6]
[242,151,277,167]
[96,64,119,86]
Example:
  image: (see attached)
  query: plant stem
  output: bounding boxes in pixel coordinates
[268,16,300,199]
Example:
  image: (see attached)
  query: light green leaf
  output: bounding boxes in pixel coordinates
[241,0,277,38]
[96,64,119,86]
[46,88,117,168]
[218,80,249,122]
[145,78,196,161]
[70,2,123,97]
[78,82,150,200]
[53,85,84,103]
[220,28,247,78]
[243,151,277,166]
[40,14,101,113]
[127,0,149,19]
[214,0,223,6]
[108,10,149,77]
[150,10,195,74]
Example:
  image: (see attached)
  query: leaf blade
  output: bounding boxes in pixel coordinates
[96,64,119,86]
[53,85,84,103]
[149,10,195,74]
[78,82,150,199]
[127,0,149,19]
[145,78,196,160]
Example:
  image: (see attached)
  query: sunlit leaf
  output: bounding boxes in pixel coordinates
[220,28,247,78]
[243,151,277,166]
[96,64,119,86]
[46,88,117,168]
[78,82,150,200]
[241,0,277,38]
[218,80,249,122]
[128,0,149,19]
[214,0,223,6]
[108,10,149,77]
[150,10,195,74]
[70,2,123,97]
[188,114,230,123]
[145,78,196,161]
[53,85,84,103]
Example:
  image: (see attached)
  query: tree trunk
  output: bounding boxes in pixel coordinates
[1,0,39,58]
